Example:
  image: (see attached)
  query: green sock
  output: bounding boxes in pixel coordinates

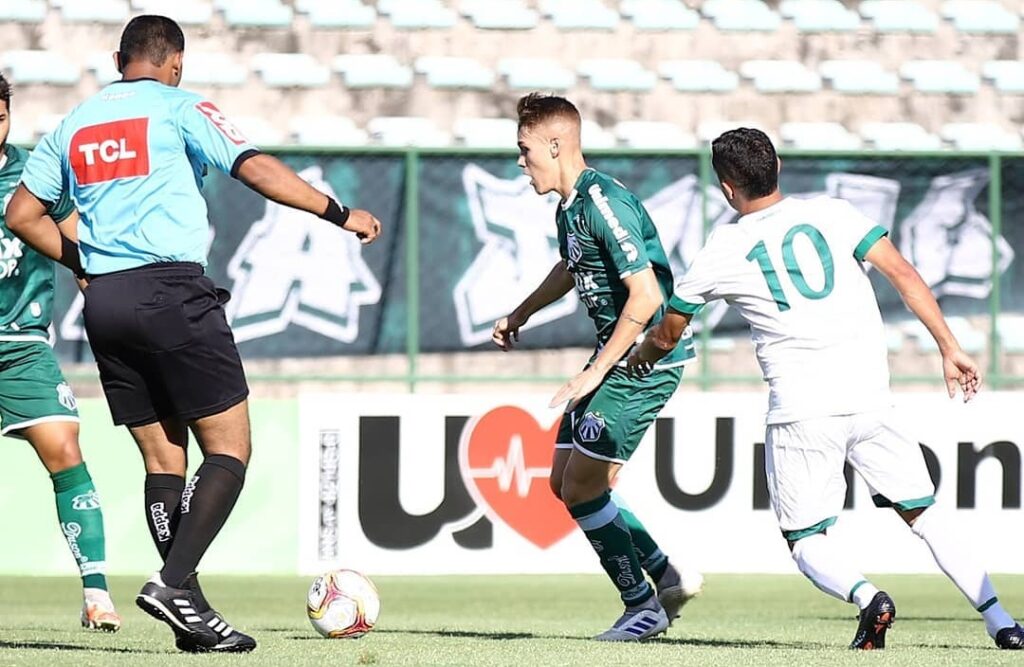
[569,491,653,607]
[51,462,108,591]
[611,491,670,582]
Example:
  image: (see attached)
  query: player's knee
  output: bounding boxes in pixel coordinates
[28,426,83,473]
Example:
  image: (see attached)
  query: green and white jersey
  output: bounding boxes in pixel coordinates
[557,168,695,369]
[671,196,891,423]
[0,144,74,342]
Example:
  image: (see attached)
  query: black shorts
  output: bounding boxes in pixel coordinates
[83,262,249,427]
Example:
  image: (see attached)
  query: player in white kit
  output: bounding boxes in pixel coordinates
[630,128,1023,651]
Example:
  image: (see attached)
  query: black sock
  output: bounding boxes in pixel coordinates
[160,455,246,588]
[144,473,185,561]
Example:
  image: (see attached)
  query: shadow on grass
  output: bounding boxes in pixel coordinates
[0,640,167,655]
[343,629,819,650]
[809,616,974,623]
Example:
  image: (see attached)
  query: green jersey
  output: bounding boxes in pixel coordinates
[0,144,74,342]
[556,168,695,368]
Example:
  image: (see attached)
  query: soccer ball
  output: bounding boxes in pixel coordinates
[306,569,381,638]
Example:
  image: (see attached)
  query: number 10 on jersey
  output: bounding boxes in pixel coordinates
[746,224,835,312]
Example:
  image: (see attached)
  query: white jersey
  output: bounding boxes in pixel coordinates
[672,196,892,424]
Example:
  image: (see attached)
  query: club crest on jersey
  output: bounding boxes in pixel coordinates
[566,232,583,267]
[577,412,606,443]
[70,118,150,185]
[56,382,77,411]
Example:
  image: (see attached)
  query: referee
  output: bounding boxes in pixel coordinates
[7,15,381,653]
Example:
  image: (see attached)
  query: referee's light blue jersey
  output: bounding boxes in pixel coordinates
[20,78,260,275]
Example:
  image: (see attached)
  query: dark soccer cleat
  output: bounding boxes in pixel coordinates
[136,573,220,649]
[174,573,256,653]
[849,591,896,650]
[996,624,1024,650]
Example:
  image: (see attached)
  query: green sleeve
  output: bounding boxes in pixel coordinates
[47,187,75,224]
[853,225,888,261]
[585,188,650,278]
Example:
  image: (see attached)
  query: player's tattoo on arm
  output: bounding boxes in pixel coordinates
[623,313,645,326]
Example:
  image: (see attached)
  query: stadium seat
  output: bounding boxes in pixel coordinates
[61,0,129,23]
[578,59,657,92]
[581,120,617,148]
[86,52,121,85]
[697,120,770,144]
[859,0,938,33]
[620,0,699,30]
[941,0,1019,34]
[540,0,620,30]
[0,0,46,23]
[230,115,286,146]
[296,0,376,28]
[613,121,696,149]
[220,0,292,28]
[379,0,457,29]
[34,113,66,137]
[131,0,214,25]
[780,122,862,150]
[660,60,739,92]
[414,56,495,90]
[7,119,35,145]
[884,326,904,353]
[819,60,900,95]
[702,0,782,31]
[707,336,738,352]
[333,54,413,89]
[289,115,369,146]
[900,60,979,95]
[252,53,330,88]
[779,0,859,32]
[940,123,1023,151]
[367,116,450,146]
[740,60,822,93]
[859,122,942,150]
[460,0,539,30]
[1,50,80,86]
[181,53,249,86]
[452,118,519,147]
[997,315,1024,353]
[983,61,1024,94]
[498,58,576,90]
[904,317,986,354]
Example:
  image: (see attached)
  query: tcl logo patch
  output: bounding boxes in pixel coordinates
[70,118,150,185]
[195,101,247,145]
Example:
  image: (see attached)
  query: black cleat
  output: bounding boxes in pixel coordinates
[849,591,896,650]
[136,574,220,649]
[174,573,256,654]
[996,624,1024,650]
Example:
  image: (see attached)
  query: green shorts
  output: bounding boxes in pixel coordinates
[0,341,78,439]
[555,365,683,463]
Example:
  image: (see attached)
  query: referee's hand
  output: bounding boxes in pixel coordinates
[342,209,382,245]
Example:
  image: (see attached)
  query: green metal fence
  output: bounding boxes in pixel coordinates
[64,147,1024,390]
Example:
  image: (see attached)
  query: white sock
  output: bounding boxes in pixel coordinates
[911,508,1016,637]
[791,532,875,607]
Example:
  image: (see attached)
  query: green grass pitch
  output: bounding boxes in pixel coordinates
[1,574,1022,666]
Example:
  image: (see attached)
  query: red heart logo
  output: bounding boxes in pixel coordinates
[460,406,576,549]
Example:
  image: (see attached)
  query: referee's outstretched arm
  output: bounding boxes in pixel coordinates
[236,152,381,245]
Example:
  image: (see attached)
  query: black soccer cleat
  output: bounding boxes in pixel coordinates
[136,574,220,649]
[174,573,257,654]
[849,591,896,650]
[996,624,1024,650]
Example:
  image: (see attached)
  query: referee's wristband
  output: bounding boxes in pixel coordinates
[320,198,351,228]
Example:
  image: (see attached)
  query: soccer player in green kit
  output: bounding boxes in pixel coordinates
[0,74,120,631]
[493,94,702,641]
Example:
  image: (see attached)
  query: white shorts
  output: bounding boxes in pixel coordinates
[765,409,936,540]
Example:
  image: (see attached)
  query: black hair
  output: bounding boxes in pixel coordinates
[0,73,11,110]
[711,127,779,199]
[119,15,185,68]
